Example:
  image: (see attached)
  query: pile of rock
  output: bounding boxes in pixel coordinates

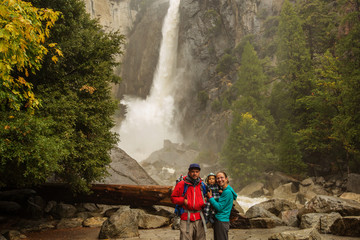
[0,189,175,240]
[234,172,360,238]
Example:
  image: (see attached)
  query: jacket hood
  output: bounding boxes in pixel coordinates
[227,185,238,200]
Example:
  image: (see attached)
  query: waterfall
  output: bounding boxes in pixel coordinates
[117,0,182,161]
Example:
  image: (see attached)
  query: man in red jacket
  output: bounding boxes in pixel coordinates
[171,163,207,240]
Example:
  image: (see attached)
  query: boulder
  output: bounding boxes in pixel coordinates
[56,218,83,229]
[2,230,25,240]
[99,208,139,239]
[134,209,170,229]
[103,147,158,185]
[279,209,299,227]
[340,192,360,203]
[83,217,108,228]
[52,203,77,219]
[238,182,265,198]
[255,199,298,216]
[303,195,360,216]
[245,205,285,226]
[346,173,360,194]
[300,212,341,234]
[264,172,300,193]
[249,217,276,228]
[330,216,360,237]
[299,180,330,202]
[269,227,322,240]
[273,183,298,202]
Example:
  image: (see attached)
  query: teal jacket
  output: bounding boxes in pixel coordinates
[209,185,237,222]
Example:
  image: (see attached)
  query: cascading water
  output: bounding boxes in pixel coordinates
[117,0,182,161]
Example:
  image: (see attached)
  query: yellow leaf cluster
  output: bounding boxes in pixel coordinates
[0,0,62,110]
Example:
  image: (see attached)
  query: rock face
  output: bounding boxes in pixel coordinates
[102,147,157,185]
[269,227,322,240]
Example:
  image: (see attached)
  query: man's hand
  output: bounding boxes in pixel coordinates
[207,189,212,199]
[184,198,188,206]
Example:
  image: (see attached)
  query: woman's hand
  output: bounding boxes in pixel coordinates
[207,189,212,199]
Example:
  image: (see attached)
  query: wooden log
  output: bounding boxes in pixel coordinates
[36,183,174,207]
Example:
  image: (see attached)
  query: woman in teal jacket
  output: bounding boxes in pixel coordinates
[207,171,237,240]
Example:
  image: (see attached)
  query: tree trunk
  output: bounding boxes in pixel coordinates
[36,183,174,207]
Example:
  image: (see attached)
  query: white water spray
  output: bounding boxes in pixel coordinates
[117,0,182,161]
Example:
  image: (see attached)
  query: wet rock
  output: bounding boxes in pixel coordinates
[330,216,360,237]
[83,217,107,228]
[99,208,139,239]
[302,195,360,216]
[269,227,322,240]
[238,182,265,198]
[56,218,83,229]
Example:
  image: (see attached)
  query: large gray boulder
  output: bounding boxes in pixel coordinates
[269,227,322,240]
[302,195,360,216]
[103,147,157,185]
[133,209,170,229]
[99,207,139,239]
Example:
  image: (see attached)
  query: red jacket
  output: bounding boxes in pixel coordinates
[171,177,206,221]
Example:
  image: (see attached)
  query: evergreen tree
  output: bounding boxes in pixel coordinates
[333,0,360,172]
[222,42,276,188]
[298,0,338,59]
[297,51,345,173]
[221,113,273,189]
[270,0,312,176]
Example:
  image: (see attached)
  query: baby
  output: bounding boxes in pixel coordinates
[203,173,221,224]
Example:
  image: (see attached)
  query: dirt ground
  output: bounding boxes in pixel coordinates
[23,226,360,240]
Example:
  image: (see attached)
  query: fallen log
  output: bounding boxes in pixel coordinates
[36,183,174,207]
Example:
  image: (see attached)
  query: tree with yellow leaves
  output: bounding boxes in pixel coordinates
[0,0,62,110]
